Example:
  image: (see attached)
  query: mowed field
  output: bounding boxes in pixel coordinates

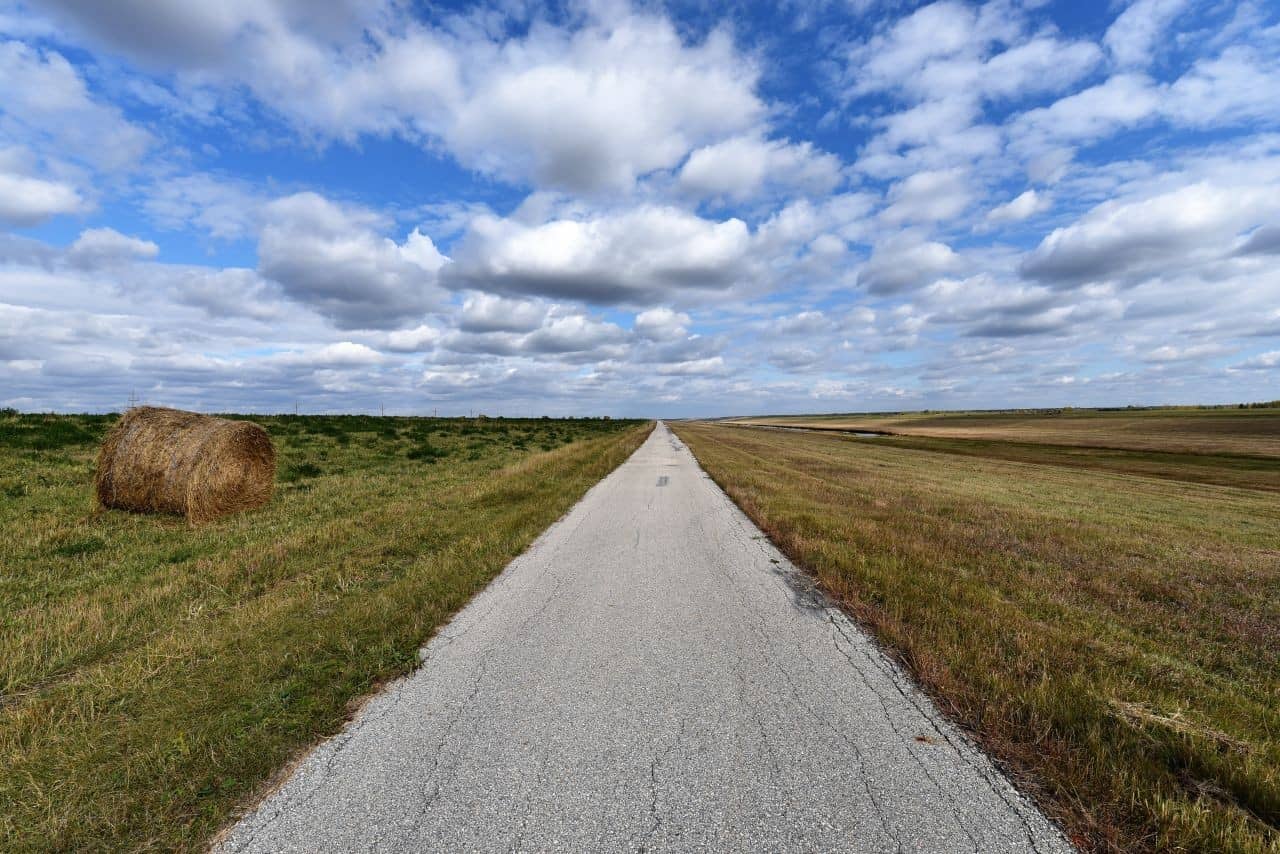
[671,418,1279,854]
[729,406,1280,458]
[0,411,650,851]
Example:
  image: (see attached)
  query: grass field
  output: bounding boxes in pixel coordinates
[0,411,650,852]
[671,419,1279,853]
[729,406,1280,457]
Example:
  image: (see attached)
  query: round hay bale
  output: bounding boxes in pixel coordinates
[95,406,276,524]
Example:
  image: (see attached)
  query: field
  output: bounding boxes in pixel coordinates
[0,411,650,851]
[728,406,1280,457]
[671,418,1279,853]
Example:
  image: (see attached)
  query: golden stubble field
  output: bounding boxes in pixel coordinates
[731,406,1280,457]
[673,416,1279,854]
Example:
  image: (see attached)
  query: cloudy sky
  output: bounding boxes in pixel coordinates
[1,0,1277,416]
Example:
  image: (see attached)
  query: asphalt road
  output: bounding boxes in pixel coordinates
[218,422,1072,853]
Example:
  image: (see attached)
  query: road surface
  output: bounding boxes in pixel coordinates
[218,422,1072,853]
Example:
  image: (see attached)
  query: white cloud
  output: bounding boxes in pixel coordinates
[1230,350,1280,371]
[38,5,764,195]
[1164,43,1280,127]
[881,168,970,224]
[634,307,690,341]
[679,134,841,200]
[67,227,159,267]
[655,356,726,376]
[847,3,1099,104]
[985,189,1051,225]
[0,167,84,225]
[445,17,762,193]
[773,311,832,335]
[858,233,961,294]
[257,192,448,329]
[0,39,152,172]
[1022,180,1280,286]
[380,324,442,353]
[447,205,752,304]
[1010,73,1162,149]
[1142,342,1230,363]
[459,293,546,333]
[1104,0,1190,69]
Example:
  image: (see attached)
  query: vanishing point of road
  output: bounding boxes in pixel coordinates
[218,423,1072,853]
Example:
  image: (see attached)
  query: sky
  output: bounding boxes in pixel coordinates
[0,0,1277,417]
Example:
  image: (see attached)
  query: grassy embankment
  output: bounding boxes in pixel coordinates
[671,416,1278,854]
[0,412,650,851]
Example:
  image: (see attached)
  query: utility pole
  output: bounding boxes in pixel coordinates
[127,388,138,409]
[380,403,385,417]
[294,400,298,416]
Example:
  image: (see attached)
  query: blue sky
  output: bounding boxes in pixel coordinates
[1,0,1277,416]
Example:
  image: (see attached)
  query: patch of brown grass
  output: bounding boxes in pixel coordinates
[733,407,1280,457]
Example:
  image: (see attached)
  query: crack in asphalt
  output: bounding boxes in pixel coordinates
[216,423,1072,854]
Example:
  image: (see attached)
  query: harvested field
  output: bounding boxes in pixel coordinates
[729,407,1280,457]
[672,419,1280,853]
[0,411,650,851]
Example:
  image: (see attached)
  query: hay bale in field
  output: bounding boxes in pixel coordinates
[95,406,276,523]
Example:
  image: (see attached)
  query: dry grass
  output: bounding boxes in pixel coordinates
[0,411,650,852]
[731,407,1280,457]
[671,420,1279,854]
[95,407,276,524]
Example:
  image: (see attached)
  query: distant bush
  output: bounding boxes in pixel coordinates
[280,462,323,482]
[406,442,447,462]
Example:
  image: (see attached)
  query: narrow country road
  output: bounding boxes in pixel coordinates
[218,423,1072,853]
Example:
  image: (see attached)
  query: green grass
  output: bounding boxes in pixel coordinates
[0,411,650,852]
[672,421,1279,854]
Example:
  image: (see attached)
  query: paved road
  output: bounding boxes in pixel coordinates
[218,423,1072,853]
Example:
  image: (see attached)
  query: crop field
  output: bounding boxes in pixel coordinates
[0,411,650,851]
[671,419,1279,853]
[728,406,1280,457]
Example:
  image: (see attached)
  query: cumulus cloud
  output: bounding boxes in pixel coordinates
[881,168,970,224]
[36,0,383,68]
[445,16,762,193]
[858,234,961,294]
[1021,181,1280,286]
[679,134,841,200]
[0,40,152,172]
[441,307,627,362]
[1009,73,1162,152]
[447,205,752,304]
[257,192,448,329]
[270,341,386,368]
[1164,43,1280,128]
[634,307,690,341]
[985,189,1051,226]
[67,227,159,267]
[38,4,764,195]
[7,0,1280,415]
[846,2,1101,115]
[458,292,547,333]
[0,167,84,225]
[1104,0,1190,69]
